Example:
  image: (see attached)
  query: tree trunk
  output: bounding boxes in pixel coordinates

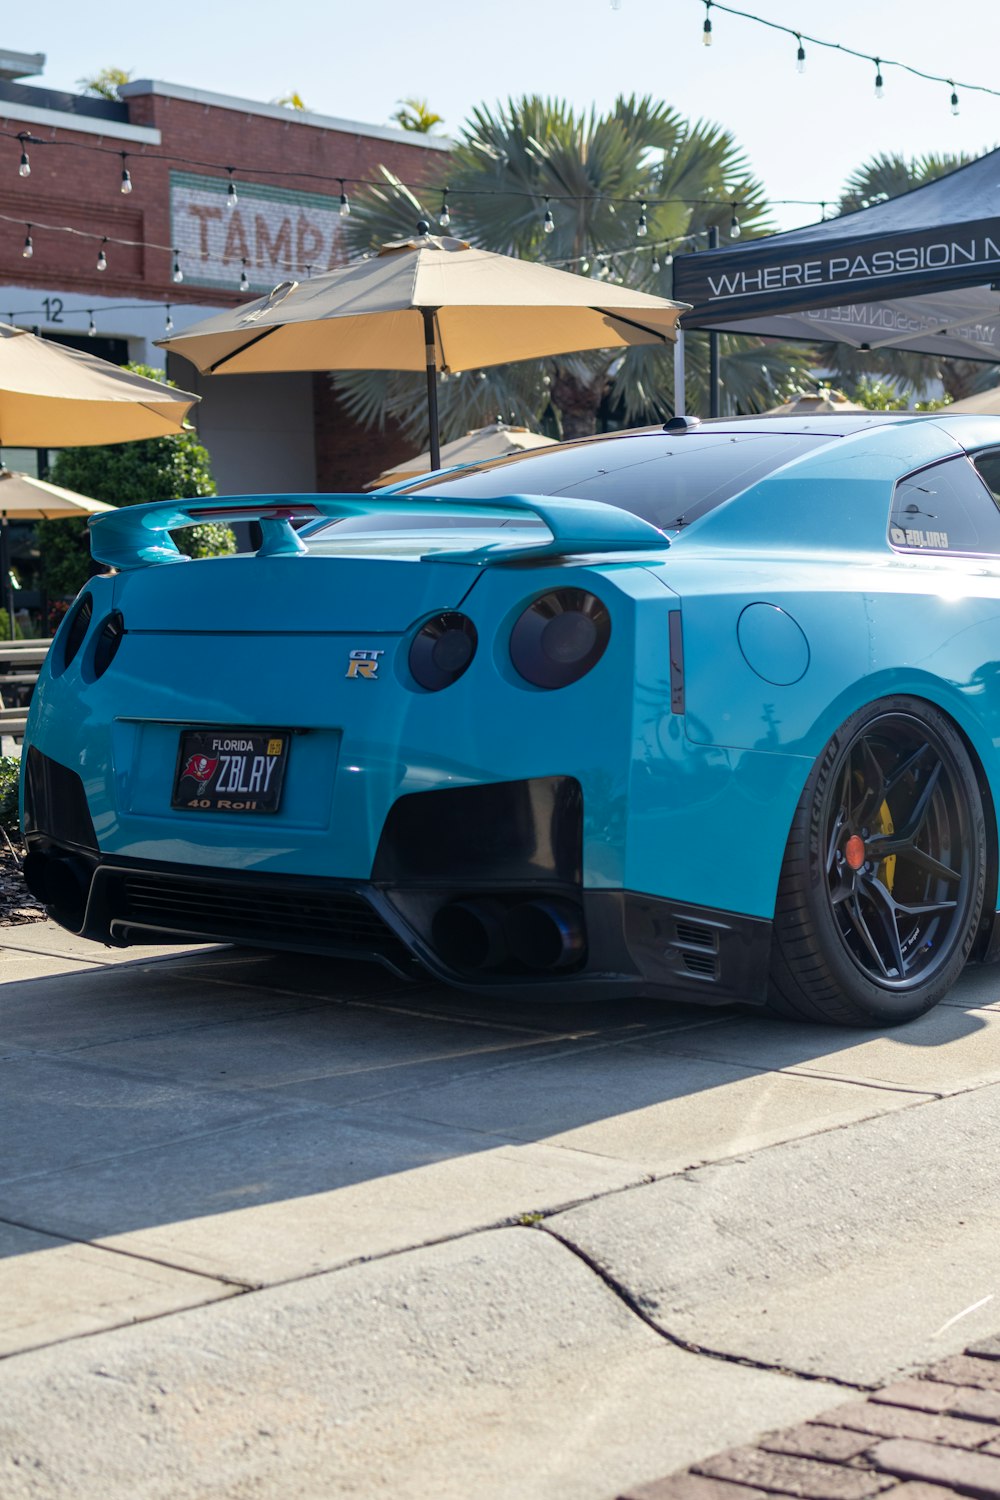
[551,366,607,440]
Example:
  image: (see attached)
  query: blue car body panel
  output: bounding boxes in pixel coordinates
[22,412,1000,1004]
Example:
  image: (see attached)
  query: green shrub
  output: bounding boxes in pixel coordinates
[0,755,20,837]
[0,610,23,641]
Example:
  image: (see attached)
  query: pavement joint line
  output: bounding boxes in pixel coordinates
[0,1187,662,1363]
[0,1100,314,1190]
[0,940,225,967]
[2,1020,581,1075]
[0,1210,256,1293]
[536,1220,876,1393]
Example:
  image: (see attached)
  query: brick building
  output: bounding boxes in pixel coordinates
[0,49,450,492]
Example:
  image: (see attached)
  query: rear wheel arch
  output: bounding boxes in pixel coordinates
[769,693,988,1024]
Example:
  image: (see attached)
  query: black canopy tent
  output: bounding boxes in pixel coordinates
[671,149,1000,410]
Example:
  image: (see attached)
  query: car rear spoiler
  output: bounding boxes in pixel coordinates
[87,493,669,570]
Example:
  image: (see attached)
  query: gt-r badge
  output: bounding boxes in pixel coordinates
[346,648,385,679]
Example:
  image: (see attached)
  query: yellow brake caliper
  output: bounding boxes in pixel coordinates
[877,800,896,889]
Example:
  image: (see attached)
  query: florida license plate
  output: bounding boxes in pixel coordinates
[172,728,290,813]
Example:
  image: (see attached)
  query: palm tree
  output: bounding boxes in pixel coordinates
[392,99,445,134]
[333,95,806,441]
[822,151,992,402]
[838,151,975,213]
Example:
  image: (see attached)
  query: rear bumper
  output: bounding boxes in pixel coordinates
[22,841,772,1007]
[21,742,772,1005]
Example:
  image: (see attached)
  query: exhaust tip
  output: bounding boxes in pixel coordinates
[506,898,585,971]
[432,898,509,971]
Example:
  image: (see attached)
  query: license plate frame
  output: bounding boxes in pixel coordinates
[171,727,290,814]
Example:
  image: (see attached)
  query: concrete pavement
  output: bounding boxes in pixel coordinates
[2,920,1000,1498]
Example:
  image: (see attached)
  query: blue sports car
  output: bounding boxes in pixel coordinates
[21,412,1000,1025]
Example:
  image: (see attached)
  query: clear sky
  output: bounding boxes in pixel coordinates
[7,0,1000,231]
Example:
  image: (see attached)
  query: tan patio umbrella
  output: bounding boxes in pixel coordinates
[765,388,867,416]
[159,230,688,468]
[366,421,556,488]
[0,467,116,637]
[938,386,1000,414]
[0,323,198,446]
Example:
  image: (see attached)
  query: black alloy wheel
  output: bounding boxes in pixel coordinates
[770,697,987,1025]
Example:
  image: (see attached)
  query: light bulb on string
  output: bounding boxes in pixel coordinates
[636,201,648,238]
[164,305,174,335]
[874,59,884,99]
[950,82,960,114]
[226,168,238,208]
[172,249,184,284]
[338,180,351,217]
[22,225,32,259]
[543,197,555,233]
[120,153,132,194]
[87,312,97,338]
[96,239,108,272]
[702,0,712,45]
[729,206,741,239]
[580,258,590,273]
[651,255,661,274]
[239,259,250,293]
[795,35,806,73]
[17,135,30,178]
[664,250,674,266]
[438,188,450,228]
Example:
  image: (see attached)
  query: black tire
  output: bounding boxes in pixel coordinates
[769,696,986,1025]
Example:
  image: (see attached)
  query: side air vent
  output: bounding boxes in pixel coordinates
[683,950,718,977]
[676,920,716,949]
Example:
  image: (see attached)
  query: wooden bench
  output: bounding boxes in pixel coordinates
[0,640,53,746]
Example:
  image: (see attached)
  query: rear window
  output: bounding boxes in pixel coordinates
[381,430,833,531]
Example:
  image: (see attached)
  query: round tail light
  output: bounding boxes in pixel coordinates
[510,589,610,689]
[409,612,477,691]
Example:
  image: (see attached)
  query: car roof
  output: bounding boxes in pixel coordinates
[578,412,995,443]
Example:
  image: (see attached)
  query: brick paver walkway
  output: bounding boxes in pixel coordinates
[620,1338,1000,1500]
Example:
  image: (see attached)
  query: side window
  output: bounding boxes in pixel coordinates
[971,449,1000,508]
[889,457,1000,556]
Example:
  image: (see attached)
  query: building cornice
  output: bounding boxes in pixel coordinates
[119,80,452,151]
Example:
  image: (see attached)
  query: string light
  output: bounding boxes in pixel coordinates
[119,152,132,194]
[338,179,351,217]
[239,258,249,292]
[226,167,238,208]
[17,133,30,178]
[636,201,648,238]
[687,1,996,117]
[87,311,97,337]
[651,255,660,273]
[874,58,885,99]
[172,249,184,284]
[164,304,174,334]
[795,34,806,73]
[22,224,32,259]
[96,238,108,271]
[702,0,712,45]
[543,197,555,234]
[438,187,450,228]
[729,205,741,239]
[950,82,960,115]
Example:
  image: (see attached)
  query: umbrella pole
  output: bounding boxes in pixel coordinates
[673,328,686,418]
[422,308,442,470]
[0,514,12,641]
